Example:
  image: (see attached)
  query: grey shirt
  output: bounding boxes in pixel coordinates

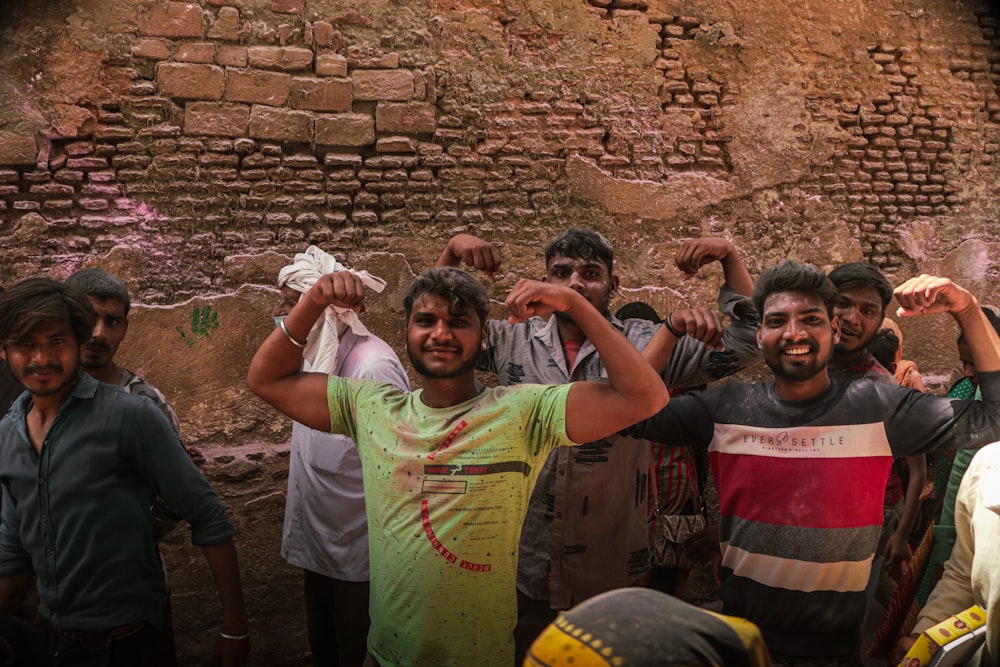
[478,286,759,608]
[0,373,232,632]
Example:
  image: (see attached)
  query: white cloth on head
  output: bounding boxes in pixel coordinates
[277,245,387,371]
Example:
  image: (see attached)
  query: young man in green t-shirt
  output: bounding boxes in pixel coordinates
[247,267,684,666]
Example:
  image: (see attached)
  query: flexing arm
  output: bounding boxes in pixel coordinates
[204,540,250,667]
[675,237,753,297]
[247,271,367,431]
[436,234,502,277]
[895,275,1000,375]
[641,307,725,372]
[505,279,669,444]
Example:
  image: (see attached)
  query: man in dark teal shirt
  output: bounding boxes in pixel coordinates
[0,277,249,667]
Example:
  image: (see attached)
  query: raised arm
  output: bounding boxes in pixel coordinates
[246,271,367,431]
[894,274,1000,375]
[436,233,502,277]
[641,307,725,372]
[675,237,753,297]
[505,279,669,444]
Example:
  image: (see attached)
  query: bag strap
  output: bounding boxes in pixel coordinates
[693,445,709,515]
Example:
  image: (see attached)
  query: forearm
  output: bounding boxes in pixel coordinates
[247,294,325,392]
[953,298,1000,374]
[202,540,248,634]
[896,455,927,538]
[570,296,667,403]
[720,251,753,297]
[435,243,461,267]
[642,325,680,373]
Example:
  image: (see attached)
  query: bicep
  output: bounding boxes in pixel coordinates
[255,372,333,432]
[564,380,658,444]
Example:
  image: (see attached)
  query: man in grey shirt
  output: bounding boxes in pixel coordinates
[437,230,760,659]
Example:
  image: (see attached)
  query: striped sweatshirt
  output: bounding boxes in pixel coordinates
[630,370,1000,659]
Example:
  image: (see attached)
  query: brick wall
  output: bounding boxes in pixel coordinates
[3,1,994,300]
[1,1,999,663]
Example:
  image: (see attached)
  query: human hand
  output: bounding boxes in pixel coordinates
[675,238,736,277]
[306,271,366,312]
[212,633,250,667]
[883,531,912,572]
[186,446,206,466]
[504,280,581,323]
[894,274,976,319]
[440,234,502,277]
[890,635,920,664]
[665,308,725,350]
[684,524,722,588]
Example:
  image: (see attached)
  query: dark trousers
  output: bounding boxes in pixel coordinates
[513,591,559,666]
[47,622,169,667]
[303,569,370,667]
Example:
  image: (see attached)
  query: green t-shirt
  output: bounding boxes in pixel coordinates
[327,377,575,666]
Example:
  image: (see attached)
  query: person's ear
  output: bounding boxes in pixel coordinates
[609,274,620,297]
[480,325,488,351]
[756,326,763,350]
[831,315,842,344]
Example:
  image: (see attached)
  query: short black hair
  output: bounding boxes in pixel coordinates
[615,301,661,323]
[544,228,614,273]
[0,277,95,346]
[65,268,131,315]
[403,267,490,326]
[827,262,893,312]
[752,260,839,318]
[867,328,900,370]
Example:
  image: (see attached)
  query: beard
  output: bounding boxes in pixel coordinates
[80,342,112,370]
[763,343,831,383]
[21,359,82,398]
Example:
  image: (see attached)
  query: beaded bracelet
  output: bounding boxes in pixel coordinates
[663,312,685,338]
[279,319,308,349]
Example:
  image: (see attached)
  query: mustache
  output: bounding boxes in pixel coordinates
[83,341,111,352]
[777,341,817,353]
[25,363,63,374]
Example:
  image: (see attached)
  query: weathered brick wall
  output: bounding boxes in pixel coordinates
[1,0,999,663]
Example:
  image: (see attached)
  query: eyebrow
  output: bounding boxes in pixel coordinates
[838,294,881,308]
[763,306,826,318]
[549,260,604,270]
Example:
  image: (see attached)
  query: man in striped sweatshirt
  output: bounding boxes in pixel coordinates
[628,260,1000,665]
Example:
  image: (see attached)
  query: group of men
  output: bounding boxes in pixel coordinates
[1,227,999,666]
[250,230,1000,666]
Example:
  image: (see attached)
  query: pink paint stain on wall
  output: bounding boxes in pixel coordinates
[115,198,167,220]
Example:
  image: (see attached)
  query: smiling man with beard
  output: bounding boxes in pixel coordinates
[627,260,1000,666]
